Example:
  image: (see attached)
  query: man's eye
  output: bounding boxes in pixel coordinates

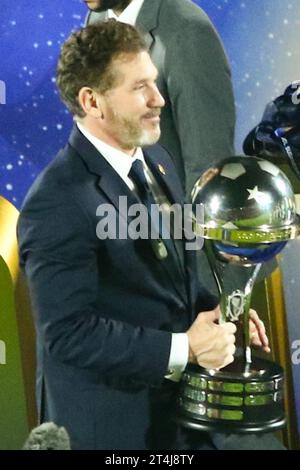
[133,84,145,90]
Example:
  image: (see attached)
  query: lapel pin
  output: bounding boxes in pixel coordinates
[152,239,168,260]
[158,164,166,175]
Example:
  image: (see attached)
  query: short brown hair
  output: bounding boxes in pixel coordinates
[56,19,147,117]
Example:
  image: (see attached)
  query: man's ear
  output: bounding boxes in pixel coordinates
[78,87,104,119]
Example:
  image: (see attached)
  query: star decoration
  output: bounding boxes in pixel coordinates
[247,186,266,203]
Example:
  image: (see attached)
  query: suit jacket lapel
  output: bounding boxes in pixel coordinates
[85,0,162,51]
[143,150,184,206]
[143,147,188,296]
[136,0,162,50]
[85,10,106,25]
[69,126,137,220]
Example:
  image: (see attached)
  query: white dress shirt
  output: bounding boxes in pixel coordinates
[107,0,144,25]
[76,122,189,380]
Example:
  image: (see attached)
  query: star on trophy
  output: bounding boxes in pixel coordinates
[177,156,299,433]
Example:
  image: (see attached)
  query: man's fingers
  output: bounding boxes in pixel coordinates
[219,353,235,370]
[250,321,271,353]
[227,342,236,356]
[249,310,270,351]
[199,306,221,323]
[221,322,237,334]
[250,310,267,337]
[249,309,260,323]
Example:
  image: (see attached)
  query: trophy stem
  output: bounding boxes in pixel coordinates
[243,263,262,365]
[205,237,263,367]
[205,243,223,293]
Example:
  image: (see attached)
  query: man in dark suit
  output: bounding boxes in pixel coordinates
[17,21,269,450]
[85,0,236,197]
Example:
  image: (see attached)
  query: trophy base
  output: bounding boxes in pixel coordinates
[177,357,286,434]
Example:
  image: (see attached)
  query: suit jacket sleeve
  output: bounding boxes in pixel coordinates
[17,191,172,386]
[165,18,236,195]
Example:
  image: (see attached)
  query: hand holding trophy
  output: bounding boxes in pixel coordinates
[178,156,299,433]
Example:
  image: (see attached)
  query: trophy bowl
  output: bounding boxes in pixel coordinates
[177,156,300,433]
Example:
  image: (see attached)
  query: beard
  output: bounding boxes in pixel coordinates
[106,106,161,150]
[87,0,132,12]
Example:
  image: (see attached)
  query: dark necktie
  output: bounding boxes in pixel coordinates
[128,159,175,260]
[129,160,155,209]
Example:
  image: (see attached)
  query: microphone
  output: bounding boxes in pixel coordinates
[23,422,71,450]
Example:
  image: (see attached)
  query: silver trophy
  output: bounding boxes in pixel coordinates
[177,156,299,433]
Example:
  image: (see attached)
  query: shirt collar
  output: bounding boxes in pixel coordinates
[76,122,145,187]
[107,0,144,25]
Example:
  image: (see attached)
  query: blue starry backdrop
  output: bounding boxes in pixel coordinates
[0,0,300,436]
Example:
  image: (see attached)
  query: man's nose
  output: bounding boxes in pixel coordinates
[149,85,165,108]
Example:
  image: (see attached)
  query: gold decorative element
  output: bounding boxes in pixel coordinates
[192,219,299,243]
[182,374,207,389]
[208,381,244,393]
[183,387,206,402]
[0,196,20,283]
[263,267,300,449]
[207,394,243,407]
[207,408,244,421]
[0,196,37,434]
